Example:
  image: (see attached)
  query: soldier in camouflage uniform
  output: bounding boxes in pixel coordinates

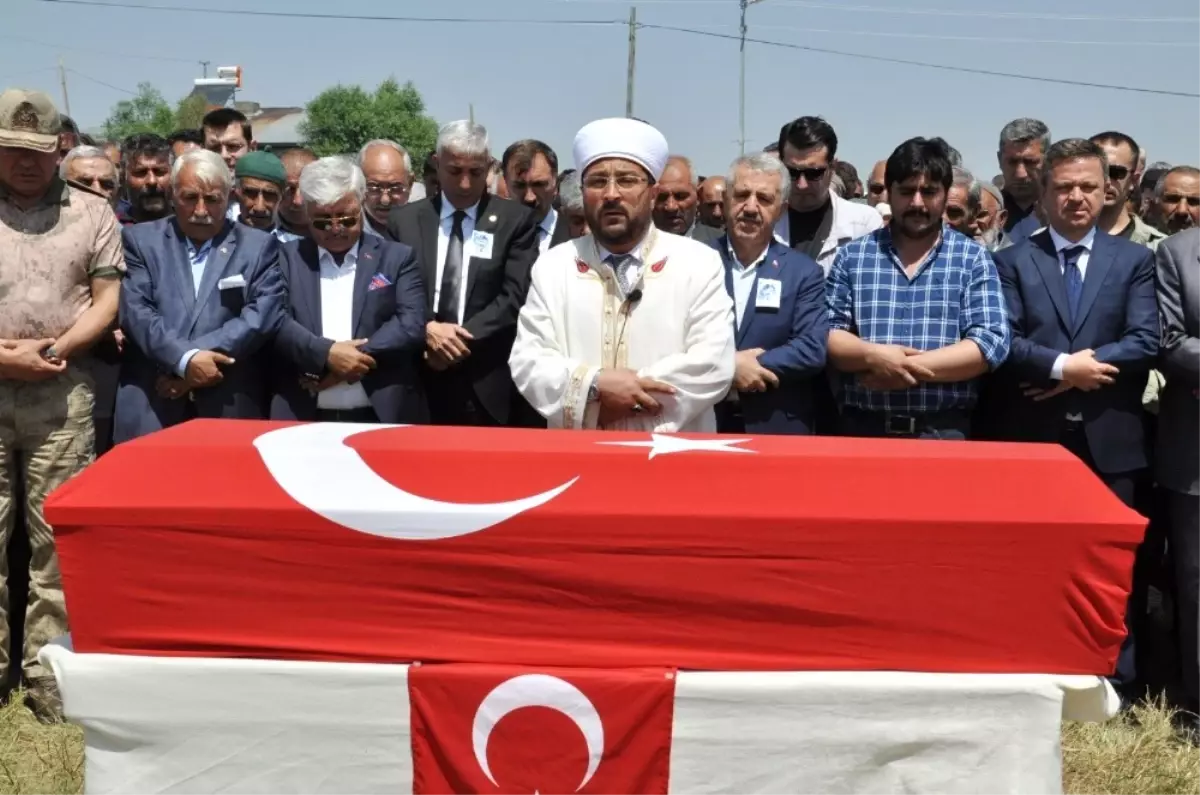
[0,89,124,720]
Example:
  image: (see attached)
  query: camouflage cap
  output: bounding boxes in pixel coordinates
[0,89,61,153]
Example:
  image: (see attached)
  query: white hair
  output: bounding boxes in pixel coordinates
[59,145,118,183]
[436,120,489,158]
[727,152,790,203]
[299,155,366,207]
[356,139,412,174]
[558,171,583,211]
[1155,165,1200,199]
[171,148,231,193]
[951,166,981,209]
[979,180,1004,208]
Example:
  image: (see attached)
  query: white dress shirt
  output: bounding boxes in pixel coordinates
[537,208,558,255]
[1048,225,1097,382]
[316,241,372,410]
[434,200,480,325]
[727,241,769,329]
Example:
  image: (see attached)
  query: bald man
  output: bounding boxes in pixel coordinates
[358,141,413,236]
[697,176,726,229]
[652,155,722,244]
[865,159,887,207]
[278,147,317,241]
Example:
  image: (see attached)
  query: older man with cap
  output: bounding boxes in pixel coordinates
[233,151,295,242]
[509,118,735,431]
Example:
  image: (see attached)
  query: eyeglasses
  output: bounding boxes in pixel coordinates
[365,182,409,198]
[868,183,886,195]
[1162,193,1200,207]
[310,215,361,231]
[786,165,828,183]
[74,176,117,192]
[1107,165,1131,181]
[944,206,969,221]
[582,174,648,193]
[240,186,281,202]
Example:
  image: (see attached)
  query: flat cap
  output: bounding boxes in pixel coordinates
[234,151,286,186]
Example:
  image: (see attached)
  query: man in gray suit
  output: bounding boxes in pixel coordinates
[1155,227,1199,728]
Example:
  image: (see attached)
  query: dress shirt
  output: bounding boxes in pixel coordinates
[727,241,769,329]
[826,225,1011,413]
[537,208,558,255]
[595,241,645,297]
[274,228,303,244]
[175,236,214,376]
[1047,225,1097,381]
[434,200,479,325]
[316,241,371,410]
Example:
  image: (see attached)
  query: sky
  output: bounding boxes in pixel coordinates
[2,0,1198,182]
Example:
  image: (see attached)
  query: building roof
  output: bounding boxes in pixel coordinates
[252,108,305,147]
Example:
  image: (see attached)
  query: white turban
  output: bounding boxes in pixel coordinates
[573,118,669,181]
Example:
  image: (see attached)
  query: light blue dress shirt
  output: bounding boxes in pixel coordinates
[176,237,214,376]
[727,242,769,329]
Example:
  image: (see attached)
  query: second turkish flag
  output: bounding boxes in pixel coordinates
[409,664,675,794]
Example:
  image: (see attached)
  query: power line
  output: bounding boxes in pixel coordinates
[686,23,1197,48]
[639,23,1200,98]
[0,34,200,64]
[0,66,59,83]
[35,0,623,25]
[765,0,1200,23]
[64,68,137,95]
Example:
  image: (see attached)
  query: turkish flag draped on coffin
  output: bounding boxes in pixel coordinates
[46,420,1144,674]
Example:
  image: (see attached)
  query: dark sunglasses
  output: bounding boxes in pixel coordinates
[1163,193,1200,208]
[310,215,360,231]
[786,165,828,183]
[1107,165,1130,181]
[944,206,969,221]
[73,176,116,192]
[241,186,281,202]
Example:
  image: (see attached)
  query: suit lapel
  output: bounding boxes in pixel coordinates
[1030,231,1072,333]
[187,223,235,334]
[352,235,380,336]
[465,193,494,307]
[295,239,322,331]
[421,196,440,308]
[737,242,781,346]
[1073,232,1113,336]
[166,220,197,312]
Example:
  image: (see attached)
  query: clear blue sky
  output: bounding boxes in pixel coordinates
[2,0,1198,181]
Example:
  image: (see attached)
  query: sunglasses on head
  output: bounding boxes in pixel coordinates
[786,165,828,183]
[310,215,360,231]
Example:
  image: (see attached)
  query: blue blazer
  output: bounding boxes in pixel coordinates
[115,219,286,443]
[990,228,1158,473]
[714,237,828,434]
[269,235,428,424]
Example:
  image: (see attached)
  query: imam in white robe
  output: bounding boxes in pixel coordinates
[509,228,735,432]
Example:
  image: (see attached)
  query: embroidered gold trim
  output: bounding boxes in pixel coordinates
[565,364,591,428]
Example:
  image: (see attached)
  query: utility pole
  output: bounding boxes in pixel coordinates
[199,60,210,78]
[469,103,475,125]
[57,57,71,118]
[625,6,637,118]
[738,0,766,154]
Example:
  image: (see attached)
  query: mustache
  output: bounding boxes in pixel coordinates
[186,214,214,226]
[903,210,930,218]
[736,213,762,224]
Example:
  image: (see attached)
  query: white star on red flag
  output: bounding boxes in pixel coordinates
[598,433,754,459]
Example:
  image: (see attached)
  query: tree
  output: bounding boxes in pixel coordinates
[300,78,438,162]
[174,93,209,132]
[101,83,177,140]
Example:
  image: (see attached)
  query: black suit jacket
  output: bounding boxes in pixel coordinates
[548,212,572,248]
[269,234,428,424]
[987,229,1158,474]
[688,222,724,246]
[386,193,538,424]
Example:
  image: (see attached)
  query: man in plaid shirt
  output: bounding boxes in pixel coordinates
[825,137,1010,439]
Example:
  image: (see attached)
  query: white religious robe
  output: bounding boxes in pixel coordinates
[509,229,735,432]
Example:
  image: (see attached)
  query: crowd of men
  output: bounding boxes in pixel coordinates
[0,85,1197,733]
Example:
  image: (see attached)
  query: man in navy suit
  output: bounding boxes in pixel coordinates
[992,139,1158,701]
[991,138,1158,504]
[713,153,827,434]
[115,149,286,443]
[270,156,427,423]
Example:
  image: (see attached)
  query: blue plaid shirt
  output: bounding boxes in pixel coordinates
[826,225,1010,413]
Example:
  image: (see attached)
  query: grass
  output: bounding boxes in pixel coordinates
[0,692,1191,794]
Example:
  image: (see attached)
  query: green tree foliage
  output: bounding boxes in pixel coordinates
[101,83,210,141]
[300,78,438,162]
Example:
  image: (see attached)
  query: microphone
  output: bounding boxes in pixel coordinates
[626,288,643,304]
[613,288,643,368]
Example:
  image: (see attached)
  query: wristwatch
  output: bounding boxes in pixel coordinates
[587,377,600,403]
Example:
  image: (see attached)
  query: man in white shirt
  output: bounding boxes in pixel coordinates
[270,156,427,424]
[502,139,569,254]
[509,117,735,432]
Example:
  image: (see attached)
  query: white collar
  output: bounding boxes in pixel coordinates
[440,199,479,222]
[318,239,360,269]
[596,236,648,265]
[1048,224,1097,253]
[539,207,558,236]
[727,240,770,271]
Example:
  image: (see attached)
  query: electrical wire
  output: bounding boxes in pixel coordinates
[759,0,1200,24]
[730,24,1197,48]
[64,68,138,95]
[0,34,199,63]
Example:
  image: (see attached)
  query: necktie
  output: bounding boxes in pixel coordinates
[1062,245,1085,324]
[437,210,466,323]
[606,253,636,295]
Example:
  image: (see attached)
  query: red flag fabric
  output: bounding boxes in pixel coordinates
[409,664,674,794]
[46,420,1145,674]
